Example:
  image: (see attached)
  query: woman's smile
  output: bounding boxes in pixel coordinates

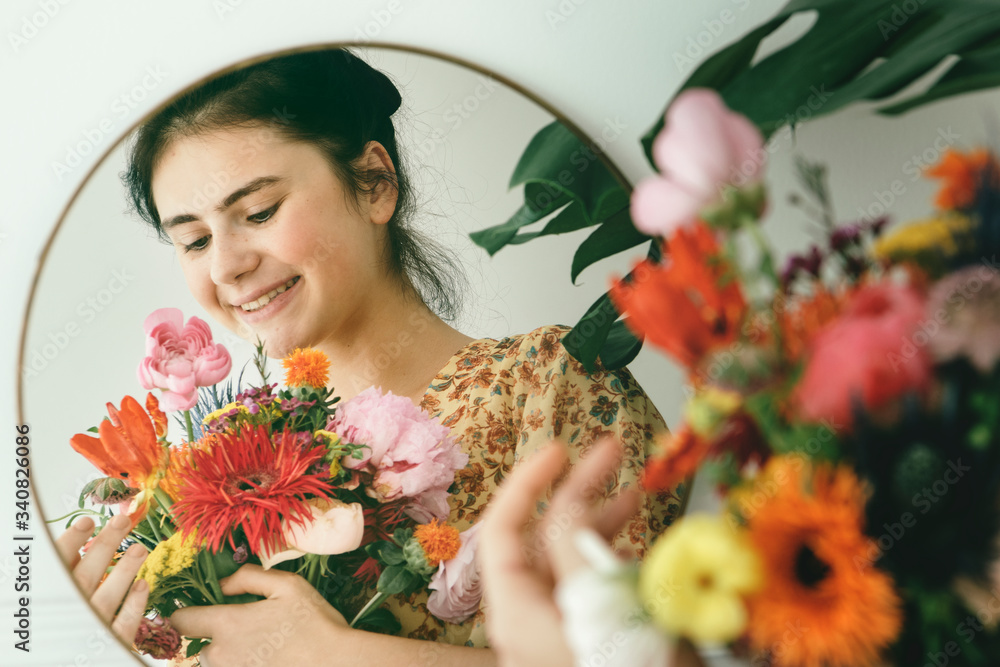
[233,275,301,324]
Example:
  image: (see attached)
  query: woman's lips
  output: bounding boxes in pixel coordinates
[235,276,301,325]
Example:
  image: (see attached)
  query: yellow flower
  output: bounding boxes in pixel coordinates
[136,530,200,596]
[873,214,972,278]
[201,402,250,425]
[684,387,742,439]
[638,514,762,643]
[314,430,344,478]
[282,348,330,387]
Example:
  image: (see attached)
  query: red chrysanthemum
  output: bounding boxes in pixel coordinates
[170,424,332,555]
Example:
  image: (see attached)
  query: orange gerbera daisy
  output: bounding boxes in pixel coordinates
[743,456,902,667]
[414,518,461,566]
[641,425,711,493]
[610,221,747,370]
[925,147,1000,210]
[282,347,331,388]
[70,395,169,528]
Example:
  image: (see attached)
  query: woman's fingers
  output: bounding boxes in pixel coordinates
[547,437,624,518]
[90,542,148,622]
[482,443,568,568]
[55,516,95,570]
[591,489,643,543]
[72,514,132,596]
[109,578,149,645]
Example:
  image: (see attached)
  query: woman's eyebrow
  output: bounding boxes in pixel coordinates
[161,176,285,230]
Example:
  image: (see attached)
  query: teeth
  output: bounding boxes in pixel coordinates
[241,277,298,312]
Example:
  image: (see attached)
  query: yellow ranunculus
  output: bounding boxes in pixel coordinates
[638,514,762,643]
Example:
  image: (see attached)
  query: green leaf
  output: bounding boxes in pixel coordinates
[373,541,405,566]
[471,120,632,257]
[185,637,210,658]
[376,564,421,596]
[562,293,619,374]
[596,321,643,371]
[880,38,1000,115]
[571,208,648,284]
[353,607,402,636]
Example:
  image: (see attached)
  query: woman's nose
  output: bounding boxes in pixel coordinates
[209,230,260,285]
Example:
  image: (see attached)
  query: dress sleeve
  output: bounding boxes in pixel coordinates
[504,324,686,558]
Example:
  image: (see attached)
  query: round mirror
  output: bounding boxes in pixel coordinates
[20,43,679,664]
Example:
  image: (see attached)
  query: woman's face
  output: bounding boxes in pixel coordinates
[151,126,397,358]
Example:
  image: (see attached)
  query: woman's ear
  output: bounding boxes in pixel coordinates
[361,141,398,226]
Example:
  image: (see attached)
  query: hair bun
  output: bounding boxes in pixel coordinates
[339,48,402,119]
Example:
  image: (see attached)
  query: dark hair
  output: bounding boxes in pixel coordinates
[122,47,464,321]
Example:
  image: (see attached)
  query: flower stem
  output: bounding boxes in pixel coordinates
[350,592,388,628]
[183,410,196,445]
[200,550,225,605]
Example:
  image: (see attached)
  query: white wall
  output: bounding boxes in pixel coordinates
[3,1,999,665]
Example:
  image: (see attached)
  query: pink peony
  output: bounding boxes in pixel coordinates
[794,283,932,431]
[137,308,232,412]
[427,522,483,624]
[329,386,469,522]
[631,88,765,237]
[260,497,365,569]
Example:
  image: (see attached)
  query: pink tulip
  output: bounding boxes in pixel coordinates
[427,522,483,624]
[632,88,765,237]
[259,498,365,569]
[137,308,232,412]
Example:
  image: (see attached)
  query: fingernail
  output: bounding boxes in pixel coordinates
[127,543,148,558]
[73,517,94,531]
[110,514,129,529]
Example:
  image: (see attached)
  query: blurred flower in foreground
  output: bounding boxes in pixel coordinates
[794,282,931,431]
[610,222,747,370]
[638,514,762,643]
[631,88,766,236]
[744,457,901,667]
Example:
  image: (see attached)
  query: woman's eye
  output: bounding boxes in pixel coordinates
[247,200,282,223]
[183,236,210,253]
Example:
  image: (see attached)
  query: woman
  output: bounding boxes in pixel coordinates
[56,47,685,665]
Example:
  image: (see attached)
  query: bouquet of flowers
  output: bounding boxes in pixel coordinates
[567,89,1000,666]
[57,308,478,662]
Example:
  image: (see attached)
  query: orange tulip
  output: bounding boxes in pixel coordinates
[610,221,747,369]
[71,394,168,528]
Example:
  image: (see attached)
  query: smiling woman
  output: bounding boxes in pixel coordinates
[24,45,686,666]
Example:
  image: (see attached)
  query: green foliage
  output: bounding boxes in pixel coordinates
[483,0,1000,370]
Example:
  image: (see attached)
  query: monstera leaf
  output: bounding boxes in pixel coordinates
[474,0,1000,372]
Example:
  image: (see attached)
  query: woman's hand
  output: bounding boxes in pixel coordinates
[480,437,707,667]
[479,438,642,667]
[55,514,150,644]
[170,565,496,666]
[169,565,347,666]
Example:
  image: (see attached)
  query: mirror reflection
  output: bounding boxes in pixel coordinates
[23,45,684,664]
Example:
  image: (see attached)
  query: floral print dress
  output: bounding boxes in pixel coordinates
[381,323,688,647]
